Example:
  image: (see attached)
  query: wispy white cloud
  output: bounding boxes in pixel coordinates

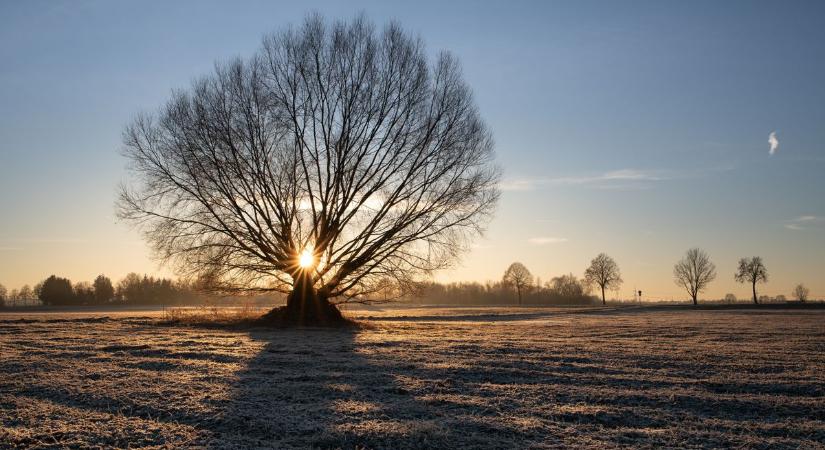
[769,131,779,156]
[528,237,568,245]
[784,215,824,231]
[501,169,666,192]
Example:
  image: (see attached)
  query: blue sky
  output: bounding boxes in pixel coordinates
[1,0,824,300]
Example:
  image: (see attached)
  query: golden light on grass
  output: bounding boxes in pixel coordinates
[299,248,315,269]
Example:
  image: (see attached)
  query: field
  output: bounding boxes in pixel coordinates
[1,307,824,448]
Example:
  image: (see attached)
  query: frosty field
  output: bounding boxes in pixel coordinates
[1,307,823,448]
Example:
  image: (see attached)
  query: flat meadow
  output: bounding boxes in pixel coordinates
[1,306,823,448]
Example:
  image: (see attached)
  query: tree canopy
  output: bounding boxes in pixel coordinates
[583,253,622,305]
[118,15,499,323]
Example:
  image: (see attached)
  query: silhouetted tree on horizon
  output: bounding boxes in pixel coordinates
[502,263,532,305]
[18,285,33,303]
[793,283,810,302]
[547,273,589,300]
[39,275,75,306]
[74,282,94,304]
[735,257,768,304]
[673,248,717,305]
[93,275,115,304]
[0,283,6,307]
[117,14,500,325]
[583,253,622,305]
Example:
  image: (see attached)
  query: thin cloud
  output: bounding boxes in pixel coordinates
[769,131,779,155]
[784,215,824,231]
[528,237,568,245]
[501,169,666,192]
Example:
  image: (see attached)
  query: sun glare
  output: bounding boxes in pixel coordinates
[298,249,314,269]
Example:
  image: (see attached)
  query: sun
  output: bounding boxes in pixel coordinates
[298,249,314,269]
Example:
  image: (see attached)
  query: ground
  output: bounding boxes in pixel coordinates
[1,306,823,449]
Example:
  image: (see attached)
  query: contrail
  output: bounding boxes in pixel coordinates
[768,131,779,155]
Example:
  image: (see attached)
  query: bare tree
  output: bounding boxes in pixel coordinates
[18,285,33,301]
[118,15,500,324]
[724,293,736,304]
[583,253,622,305]
[793,283,810,302]
[734,257,768,304]
[673,248,717,305]
[546,273,590,301]
[0,283,6,308]
[502,263,532,306]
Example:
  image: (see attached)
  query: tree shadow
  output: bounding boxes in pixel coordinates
[210,326,527,448]
[208,322,825,448]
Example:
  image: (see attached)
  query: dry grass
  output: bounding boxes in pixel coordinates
[160,301,266,326]
[0,308,823,448]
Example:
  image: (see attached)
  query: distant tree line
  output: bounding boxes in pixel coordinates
[0,274,211,307]
[414,274,598,306]
[408,250,816,307]
[0,251,817,308]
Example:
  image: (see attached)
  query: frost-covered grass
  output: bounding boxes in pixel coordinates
[1,308,823,448]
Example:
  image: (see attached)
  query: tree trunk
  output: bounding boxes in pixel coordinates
[517,285,522,306]
[601,286,606,306]
[692,293,697,306]
[752,282,758,305]
[261,273,346,326]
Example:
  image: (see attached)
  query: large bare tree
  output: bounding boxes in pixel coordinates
[673,248,717,305]
[734,257,768,304]
[583,253,622,305]
[118,15,500,324]
[502,262,533,306]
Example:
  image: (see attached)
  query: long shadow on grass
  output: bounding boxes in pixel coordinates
[209,323,825,448]
[210,326,527,448]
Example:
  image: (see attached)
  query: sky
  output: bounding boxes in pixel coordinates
[1,0,824,300]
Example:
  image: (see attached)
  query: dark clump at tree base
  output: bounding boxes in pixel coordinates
[258,303,352,327]
[258,296,353,327]
[258,275,354,327]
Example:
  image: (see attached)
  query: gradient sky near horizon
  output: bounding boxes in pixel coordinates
[2,0,824,300]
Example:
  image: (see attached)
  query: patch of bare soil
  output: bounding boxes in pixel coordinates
[1,309,823,448]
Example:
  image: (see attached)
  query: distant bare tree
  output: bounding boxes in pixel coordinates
[502,263,532,306]
[547,273,589,300]
[734,257,768,304]
[118,15,500,324]
[18,285,33,301]
[673,248,717,305]
[74,282,94,304]
[0,283,6,307]
[724,293,736,304]
[793,283,810,302]
[583,253,622,305]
